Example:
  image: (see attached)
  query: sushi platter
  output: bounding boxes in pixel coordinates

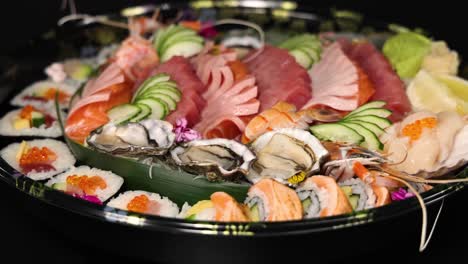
[0,1,467,263]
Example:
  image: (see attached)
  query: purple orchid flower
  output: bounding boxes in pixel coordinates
[391,188,415,201]
[174,118,201,143]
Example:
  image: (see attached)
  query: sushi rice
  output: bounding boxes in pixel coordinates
[10,80,77,109]
[107,190,179,217]
[0,139,76,180]
[339,178,376,210]
[46,165,124,202]
[296,181,329,218]
[0,108,65,137]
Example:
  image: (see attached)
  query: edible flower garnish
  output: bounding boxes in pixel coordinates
[174,118,201,143]
[73,193,103,205]
[391,188,415,201]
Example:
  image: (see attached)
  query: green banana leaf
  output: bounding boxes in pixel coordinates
[56,97,249,206]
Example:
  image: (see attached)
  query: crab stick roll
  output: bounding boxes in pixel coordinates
[107,191,179,217]
[46,166,123,203]
[0,139,76,180]
[179,192,249,222]
[245,179,302,222]
[296,176,353,218]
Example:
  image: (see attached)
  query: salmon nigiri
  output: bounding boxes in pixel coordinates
[245,179,302,222]
[296,176,353,218]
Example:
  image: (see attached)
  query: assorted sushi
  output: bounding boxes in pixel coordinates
[0,105,65,137]
[1,8,468,254]
[1,139,75,180]
[46,166,124,203]
[11,80,77,109]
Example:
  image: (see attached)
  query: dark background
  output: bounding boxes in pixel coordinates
[0,1,466,263]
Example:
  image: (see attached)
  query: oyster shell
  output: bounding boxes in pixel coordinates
[247,128,329,185]
[87,119,175,157]
[170,138,256,181]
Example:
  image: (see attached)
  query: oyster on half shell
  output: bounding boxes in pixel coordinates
[170,138,256,181]
[86,119,175,157]
[247,128,329,185]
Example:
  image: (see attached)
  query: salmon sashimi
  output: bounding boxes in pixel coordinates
[246,179,302,222]
[340,39,411,122]
[210,192,249,222]
[297,176,353,218]
[244,45,312,111]
[241,101,314,143]
[302,42,375,111]
[65,63,132,143]
[192,49,260,139]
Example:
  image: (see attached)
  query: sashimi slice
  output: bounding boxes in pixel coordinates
[150,56,206,125]
[342,40,411,122]
[111,35,159,83]
[302,43,361,111]
[244,45,312,111]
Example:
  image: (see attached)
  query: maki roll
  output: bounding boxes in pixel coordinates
[107,190,179,217]
[11,80,76,109]
[179,192,249,222]
[245,179,302,222]
[296,176,353,218]
[0,105,65,137]
[0,139,76,180]
[46,166,124,203]
[338,178,393,211]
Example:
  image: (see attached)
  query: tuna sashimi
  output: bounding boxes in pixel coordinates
[302,42,375,111]
[151,56,206,126]
[192,50,260,139]
[244,45,312,111]
[341,40,411,121]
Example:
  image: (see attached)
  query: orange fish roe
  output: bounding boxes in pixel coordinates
[19,147,57,166]
[19,105,37,120]
[43,88,69,102]
[401,117,438,142]
[127,195,150,213]
[66,175,107,195]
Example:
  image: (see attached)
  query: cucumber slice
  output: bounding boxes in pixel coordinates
[145,94,177,111]
[345,120,385,137]
[160,36,204,56]
[341,122,383,150]
[310,123,364,144]
[345,101,387,118]
[348,195,359,210]
[290,49,312,69]
[345,115,392,129]
[31,111,45,128]
[344,108,392,119]
[136,98,168,120]
[161,41,204,62]
[133,74,171,99]
[51,182,67,191]
[107,104,141,124]
[139,87,181,103]
[129,103,151,122]
[160,30,200,53]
